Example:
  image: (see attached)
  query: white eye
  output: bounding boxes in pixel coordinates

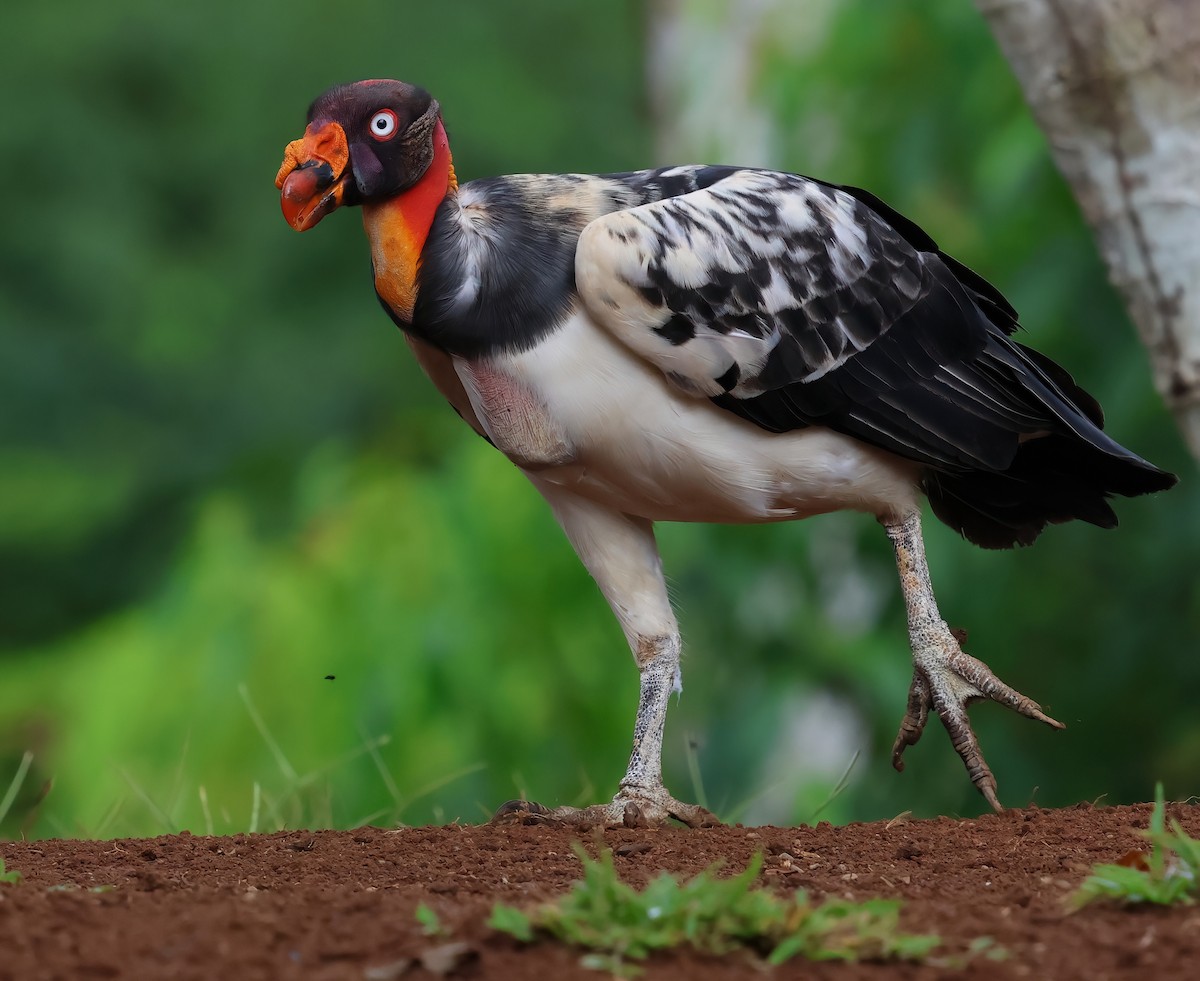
[369,109,398,141]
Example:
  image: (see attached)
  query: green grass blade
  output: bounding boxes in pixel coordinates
[238,685,298,784]
[0,751,33,828]
[808,750,861,824]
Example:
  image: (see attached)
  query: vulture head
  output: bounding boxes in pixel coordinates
[275,80,444,231]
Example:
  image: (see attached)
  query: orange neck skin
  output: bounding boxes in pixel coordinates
[362,120,458,323]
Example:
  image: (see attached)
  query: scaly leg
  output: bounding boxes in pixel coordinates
[492,487,716,827]
[881,510,1064,811]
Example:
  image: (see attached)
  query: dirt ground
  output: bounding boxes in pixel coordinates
[1,801,1198,980]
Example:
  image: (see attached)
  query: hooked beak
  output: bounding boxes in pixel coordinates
[275,121,351,231]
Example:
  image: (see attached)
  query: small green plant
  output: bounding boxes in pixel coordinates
[1071,784,1199,910]
[415,902,448,937]
[0,858,22,885]
[488,844,938,975]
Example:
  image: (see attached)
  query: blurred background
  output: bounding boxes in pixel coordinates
[1,0,1195,839]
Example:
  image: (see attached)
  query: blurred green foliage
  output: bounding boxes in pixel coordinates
[1,0,1195,839]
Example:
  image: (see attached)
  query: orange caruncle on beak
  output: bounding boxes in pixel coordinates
[275,121,351,231]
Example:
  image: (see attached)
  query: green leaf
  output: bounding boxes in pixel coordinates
[0,858,21,885]
[488,903,534,943]
[415,902,446,937]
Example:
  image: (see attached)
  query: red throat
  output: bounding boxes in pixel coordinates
[391,119,457,254]
[362,120,457,321]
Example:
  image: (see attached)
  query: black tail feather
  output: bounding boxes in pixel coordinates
[922,327,1176,549]
[924,431,1176,549]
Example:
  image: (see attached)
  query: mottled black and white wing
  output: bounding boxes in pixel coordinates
[578,169,1081,472]
[578,171,927,394]
[575,167,1173,546]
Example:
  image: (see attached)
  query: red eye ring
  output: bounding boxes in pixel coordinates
[369,109,398,142]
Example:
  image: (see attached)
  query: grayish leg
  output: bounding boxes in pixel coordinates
[492,484,717,827]
[881,510,1064,811]
[620,635,680,794]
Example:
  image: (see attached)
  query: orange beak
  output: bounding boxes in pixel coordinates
[275,121,351,231]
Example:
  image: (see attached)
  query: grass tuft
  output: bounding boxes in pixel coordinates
[489,844,938,976]
[1070,784,1199,910]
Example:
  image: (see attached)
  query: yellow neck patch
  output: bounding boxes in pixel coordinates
[363,201,424,320]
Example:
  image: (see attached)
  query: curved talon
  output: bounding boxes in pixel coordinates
[892,643,1064,812]
[945,649,1065,730]
[891,670,929,773]
[490,793,719,828]
[662,802,720,829]
[490,799,552,824]
[622,802,648,828]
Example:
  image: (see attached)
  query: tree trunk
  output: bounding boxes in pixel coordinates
[645,0,785,166]
[974,0,1200,458]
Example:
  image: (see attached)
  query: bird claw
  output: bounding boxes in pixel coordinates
[490,799,555,823]
[490,790,720,829]
[892,630,1064,812]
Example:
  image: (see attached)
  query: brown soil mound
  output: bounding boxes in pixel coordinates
[2,802,1198,979]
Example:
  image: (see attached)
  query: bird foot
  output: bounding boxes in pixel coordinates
[892,627,1064,812]
[491,787,719,829]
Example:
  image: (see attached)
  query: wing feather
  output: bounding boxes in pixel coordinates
[576,169,1082,473]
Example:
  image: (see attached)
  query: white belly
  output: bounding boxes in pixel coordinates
[451,311,921,524]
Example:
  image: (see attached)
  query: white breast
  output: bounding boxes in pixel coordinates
[453,310,921,524]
